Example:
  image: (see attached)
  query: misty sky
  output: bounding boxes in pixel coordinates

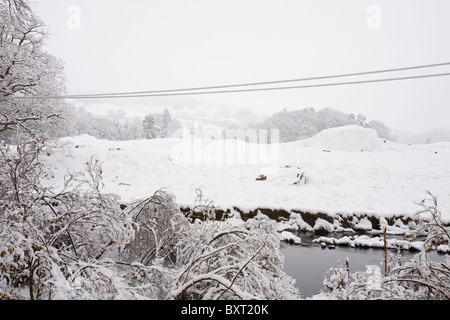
[32,0,450,133]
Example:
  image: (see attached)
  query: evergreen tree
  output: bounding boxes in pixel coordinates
[143,114,159,139]
[160,108,172,138]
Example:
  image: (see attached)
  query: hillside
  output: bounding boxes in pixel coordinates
[42,125,450,227]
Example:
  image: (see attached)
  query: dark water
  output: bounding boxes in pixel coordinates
[279,232,445,298]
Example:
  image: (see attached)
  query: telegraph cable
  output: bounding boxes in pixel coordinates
[12,62,450,100]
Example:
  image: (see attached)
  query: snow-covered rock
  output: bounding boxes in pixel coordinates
[289,212,314,232]
[353,235,384,248]
[437,244,450,254]
[313,234,430,251]
[313,218,334,234]
[280,231,302,245]
[354,218,373,232]
[277,222,299,232]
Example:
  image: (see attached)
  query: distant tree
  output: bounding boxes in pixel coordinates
[293,108,319,140]
[0,0,73,140]
[160,108,172,138]
[142,109,181,140]
[317,108,359,132]
[257,108,372,143]
[256,108,391,143]
[367,120,390,140]
[143,114,159,139]
[356,114,368,127]
[348,113,356,122]
[256,108,317,142]
[72,107,146,141]
[126,117,145,140]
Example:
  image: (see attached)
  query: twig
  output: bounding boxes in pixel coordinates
[217,241,266,300]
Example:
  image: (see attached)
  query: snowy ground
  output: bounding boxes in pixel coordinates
[43,125,450,228]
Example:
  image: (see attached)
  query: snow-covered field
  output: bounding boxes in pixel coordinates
[43,125,450,227]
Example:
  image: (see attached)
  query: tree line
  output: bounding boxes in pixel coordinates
[254,107,391,143]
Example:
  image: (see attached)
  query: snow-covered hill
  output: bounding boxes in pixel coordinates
[43,125,450,224]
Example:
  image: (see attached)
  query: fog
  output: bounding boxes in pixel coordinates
[33,0,450,133]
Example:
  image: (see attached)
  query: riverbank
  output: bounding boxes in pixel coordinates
[179,204,450,254]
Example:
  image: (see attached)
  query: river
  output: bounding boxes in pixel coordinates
[279,231,445,298]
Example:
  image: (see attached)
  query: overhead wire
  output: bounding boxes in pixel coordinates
[12,62,450,100]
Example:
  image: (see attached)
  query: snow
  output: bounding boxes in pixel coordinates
[277,222,298,232]
[44,125,450,225]
[312,235,428,251]
[289,212,314,232]
[302,125,381,152]
[437,245,450,254]
[313,218,334,233]
[354,218,373,231]
[280,231,302,245]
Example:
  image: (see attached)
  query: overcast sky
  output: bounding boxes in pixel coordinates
[32,0,450,133]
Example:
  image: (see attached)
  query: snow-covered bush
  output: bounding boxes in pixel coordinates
[0,138,301,300]
[121,189,301,300]
[322,259,350,299]
[322,258,384,300]
[121,190,181,267]
[383,192,450,299]
[171,217,301,300]
[0,139,135,299]
[404,191,449,251]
